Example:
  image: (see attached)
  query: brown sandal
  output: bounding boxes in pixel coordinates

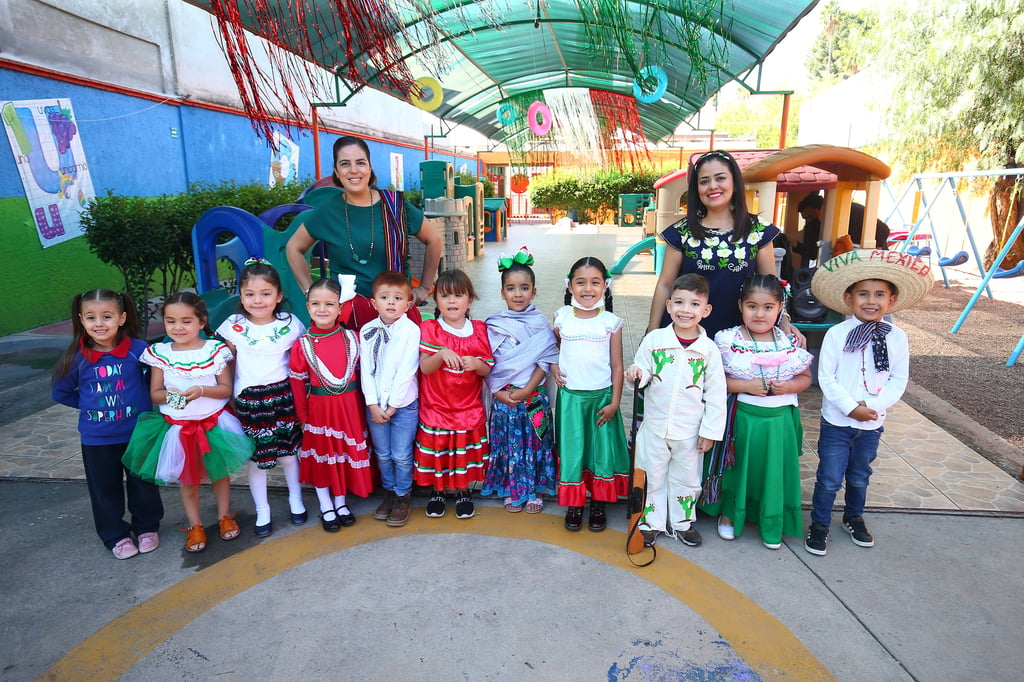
[184,525,207,553]
[218,513,240,541]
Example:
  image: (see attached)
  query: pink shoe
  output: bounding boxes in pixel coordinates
[137,532,160,554]
[112,537,139,560]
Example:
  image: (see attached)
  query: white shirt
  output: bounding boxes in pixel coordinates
[552,306,622,391]
[818,317,909,430]
[630,326,727,441]
[359,314,420,410]
[217,314,305,393]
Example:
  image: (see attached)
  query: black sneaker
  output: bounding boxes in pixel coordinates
[455,491,475,519]
[678,527,703,547]
[426,491,446,518]
[805,522,829,555]
[641,530,659,547]
[842,516,875,547]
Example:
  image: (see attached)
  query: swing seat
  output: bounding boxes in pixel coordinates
[938,251,969,267]
[907,245,931,258]
[992,261,1024,279]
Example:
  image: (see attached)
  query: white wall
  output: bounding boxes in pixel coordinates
[2,0,488,149]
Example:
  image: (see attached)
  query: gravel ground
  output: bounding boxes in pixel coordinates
[893,280,1024,459]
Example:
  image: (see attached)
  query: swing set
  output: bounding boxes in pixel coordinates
[884,168,1024,366]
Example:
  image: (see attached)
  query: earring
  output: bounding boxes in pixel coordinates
[696,204,707,219]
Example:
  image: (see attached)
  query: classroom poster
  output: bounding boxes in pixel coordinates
[1,98,96,247]
[269,130,300,186]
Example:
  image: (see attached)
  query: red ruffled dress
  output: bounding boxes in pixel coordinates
[414,319,494,490]
[289,324,373,498]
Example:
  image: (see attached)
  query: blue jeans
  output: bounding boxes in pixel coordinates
[811,419,882,527]
[366,401,418,496]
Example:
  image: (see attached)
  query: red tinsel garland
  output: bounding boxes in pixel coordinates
[589,89,651,171]
[207,0,416,143]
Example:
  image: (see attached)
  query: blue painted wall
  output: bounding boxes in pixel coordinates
[0,66,477,334]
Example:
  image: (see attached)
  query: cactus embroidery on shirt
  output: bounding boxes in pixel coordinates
[650,349,675,382]
[687,357,707,388]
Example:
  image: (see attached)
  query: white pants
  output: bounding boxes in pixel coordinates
[635,425,703,534]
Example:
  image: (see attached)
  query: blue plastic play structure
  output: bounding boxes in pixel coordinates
[191,188,343,329]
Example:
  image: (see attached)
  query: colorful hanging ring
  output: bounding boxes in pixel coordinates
[633,66,668,104]
[527,101,552,135]
[411,76,444,112]
[496,103,518,126]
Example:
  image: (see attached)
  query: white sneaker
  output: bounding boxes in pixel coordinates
[717,516,735,541]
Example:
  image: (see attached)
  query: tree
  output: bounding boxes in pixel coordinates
[712,88,801,149]
[875,0,1024,268]
[806,1,878,84]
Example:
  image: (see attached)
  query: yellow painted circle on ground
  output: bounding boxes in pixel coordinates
[411,76,444,112]
[44,509,832,680]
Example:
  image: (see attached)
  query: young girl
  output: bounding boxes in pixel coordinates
[52,289,164,559]
[481,248,559,513]
[289,278,373,532]
[122,292,252,553]
[552,256,630,532]
[701,275,813,549]
[216,259,306,537]
[415,269,493,520]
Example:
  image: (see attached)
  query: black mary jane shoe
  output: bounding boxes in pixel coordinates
[564,506,584,532]
[320,510,342,533]
[588,502,607,532]
[254,521,273,538]
[336,506,356,527]
[290,510,308,526]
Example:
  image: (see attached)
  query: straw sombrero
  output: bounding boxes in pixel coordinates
[811,249,934,315]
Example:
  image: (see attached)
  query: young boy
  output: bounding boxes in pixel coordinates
[359,271,421,527]
[625,274,727,547]
[806,249,933,555]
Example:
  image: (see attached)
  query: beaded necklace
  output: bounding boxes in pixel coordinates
[302,324,356,394]
[859,348,884,397]
[342,194,376,265]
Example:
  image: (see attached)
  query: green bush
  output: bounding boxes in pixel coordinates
[529,168,662,217]
[80,179,310,326]
[457,171,496,198]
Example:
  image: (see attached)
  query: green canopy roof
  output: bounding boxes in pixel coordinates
[186,0,818,142]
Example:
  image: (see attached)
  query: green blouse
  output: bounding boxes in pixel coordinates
[304,192,424,297]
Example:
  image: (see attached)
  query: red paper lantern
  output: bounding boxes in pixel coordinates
[511,173,530,194]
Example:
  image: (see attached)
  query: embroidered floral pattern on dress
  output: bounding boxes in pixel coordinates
[678,220,766,272]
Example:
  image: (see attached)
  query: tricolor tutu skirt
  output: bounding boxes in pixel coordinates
[123,409,253,485]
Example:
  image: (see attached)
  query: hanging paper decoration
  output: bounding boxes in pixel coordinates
[510,173,530,194]
[527,101,553,136]
[590,89,651,171]
[633,66,668,104]
[411,76,445,111]
[572,0,726,95]
[206,0,416,143]
[545,88,605,168]
[496,103,518,126]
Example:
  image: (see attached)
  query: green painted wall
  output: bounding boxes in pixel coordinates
[0,197,122,335]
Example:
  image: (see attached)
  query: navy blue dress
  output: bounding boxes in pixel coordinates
[660,218,780,338]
